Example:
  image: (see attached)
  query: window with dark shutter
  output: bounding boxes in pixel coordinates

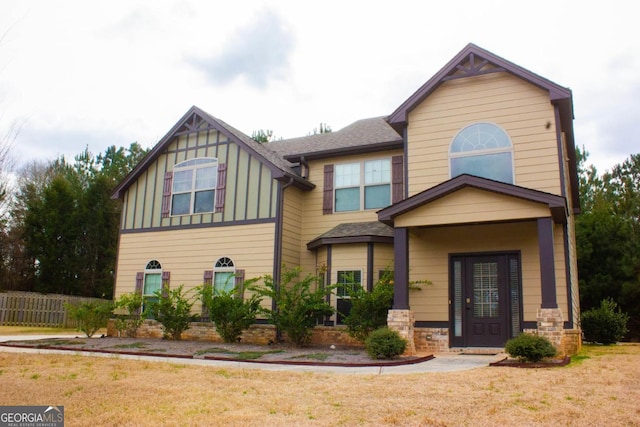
[161,271,170,297]
[234,269,245,299]
[134,272,144,315]
[323,164,334,214]
[161,172,173,218]
[202,270,213,320]
[215,163,227,213]
[391,155,404,204]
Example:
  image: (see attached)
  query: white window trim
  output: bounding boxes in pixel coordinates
[170,157,218,216]
[334,158,391,212]
[335,269,363,299]
[143,260,162,312]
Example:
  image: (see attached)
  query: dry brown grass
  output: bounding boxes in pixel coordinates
[0,344,639,426]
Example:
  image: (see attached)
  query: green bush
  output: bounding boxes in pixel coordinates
[581,298,629,345]
[147,285,198,340]
[113,293,145,338]
[504,333,557,362]
[344,271,394,342]
[65,300,113,338]
[250,267,334,347]
[199,279,262,343]
[365,327,407,359]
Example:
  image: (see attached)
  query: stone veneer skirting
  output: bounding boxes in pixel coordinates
[107,319,582,355]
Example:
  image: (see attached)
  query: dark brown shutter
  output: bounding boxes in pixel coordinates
[202,270,213,319]
[161,172,173,218]
[161,271,170,297]
[215,163,227,213]
[135,272,144,315]
[391,155,404,204]
[323,164,334,214]
[234,269,245,299]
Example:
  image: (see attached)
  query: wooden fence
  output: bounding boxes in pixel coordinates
[0,291,111,328]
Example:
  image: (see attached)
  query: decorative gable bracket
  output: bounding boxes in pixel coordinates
[442,52,506,81]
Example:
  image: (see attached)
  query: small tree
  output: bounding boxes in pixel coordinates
[65,300,113,338]
[199,278,262,343]
[344,270,394,342]
[581,298,629,344]
[250,267,334,347]
[147,285,198,340]
[113,292,145,338]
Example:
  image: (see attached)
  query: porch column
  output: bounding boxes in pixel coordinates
[393,227,409,309]
[537,217,557,308]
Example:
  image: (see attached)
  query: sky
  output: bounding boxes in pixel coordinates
[1,0,638,175]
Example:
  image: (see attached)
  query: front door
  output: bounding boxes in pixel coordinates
[450,253,521,348]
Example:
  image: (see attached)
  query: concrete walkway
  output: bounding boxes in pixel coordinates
[0,334,506,375]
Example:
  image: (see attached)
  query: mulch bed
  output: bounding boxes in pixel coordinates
[0,336,434,367]
[489,355,571,368]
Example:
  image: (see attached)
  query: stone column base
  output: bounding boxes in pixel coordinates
[537,308,564,353]
[387,309,416,356]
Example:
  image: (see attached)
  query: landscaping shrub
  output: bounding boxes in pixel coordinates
[65,300,113,338]
[199,280,262,343]
[113,292,145,338]
[344,271,394,342]
[504,333,557,362]
[250,267,334,347]
[365,327,407,359]
[581,298,629,344]
[147,285,198,340]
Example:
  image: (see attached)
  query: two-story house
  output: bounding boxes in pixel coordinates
[111,43,581,354]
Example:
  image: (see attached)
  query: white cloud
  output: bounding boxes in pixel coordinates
[0,0,637,174]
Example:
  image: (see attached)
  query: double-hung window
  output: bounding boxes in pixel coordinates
[336,270,362,324]
[335,159,391,212]
[171,158,218,215]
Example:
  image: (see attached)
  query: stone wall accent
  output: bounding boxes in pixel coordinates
[107,319,276,345]
[413,327,449,353]
[536,308,565,352]
[308,326,363,348]
[387,309,416,355]
[561,329,582,356]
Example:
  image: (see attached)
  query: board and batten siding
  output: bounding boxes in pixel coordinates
[407,221,568,324]
[121,129,277,231]
[114,223,276,304]
[406,72,561,198]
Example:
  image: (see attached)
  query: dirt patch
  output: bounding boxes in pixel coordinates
[0,336,432,366]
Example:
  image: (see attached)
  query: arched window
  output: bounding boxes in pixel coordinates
[143,260,162,312]
[214,257,235,294]
[449,123,514,184]
[171,158,218,215]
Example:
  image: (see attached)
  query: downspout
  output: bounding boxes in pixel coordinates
[272,176,295,311]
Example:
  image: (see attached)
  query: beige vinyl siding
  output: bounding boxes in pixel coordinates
[329,244,369,319]
[406,72,560,197]
[281,186,304,268]
[114,223,276,312]
[121,129,277,231]
[394,187,552,228]
[408,221,568,324]
[374,243,395,280]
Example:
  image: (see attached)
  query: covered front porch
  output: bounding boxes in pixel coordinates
[377,175,578,354]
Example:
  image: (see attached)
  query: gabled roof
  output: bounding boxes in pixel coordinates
[307,221,394,250]
[111,106,314,199]
[387,43,579,214]
[268,116,402,161]
[377,174,568,226]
